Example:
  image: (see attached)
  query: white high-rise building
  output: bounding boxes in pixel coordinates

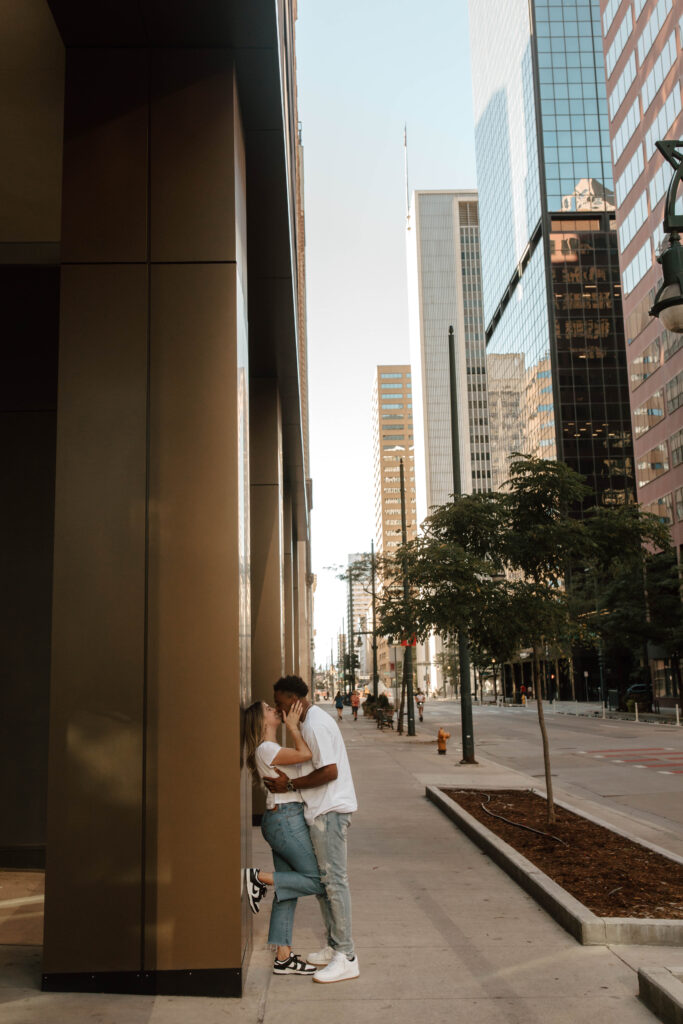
[406,190,491,526]
[406,190,490,693]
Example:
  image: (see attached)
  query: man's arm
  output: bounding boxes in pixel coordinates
[264,764,337,793]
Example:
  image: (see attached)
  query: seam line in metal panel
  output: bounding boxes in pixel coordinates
[141,44,152,974]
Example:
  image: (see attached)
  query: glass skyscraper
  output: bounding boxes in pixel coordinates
[469,0,635,503]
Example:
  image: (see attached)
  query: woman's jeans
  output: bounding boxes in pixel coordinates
[261,803,324,947]
[309,811,354,957]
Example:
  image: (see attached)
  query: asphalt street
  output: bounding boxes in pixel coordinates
[417,698,683,857]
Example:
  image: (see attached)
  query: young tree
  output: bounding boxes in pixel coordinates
[498,454,592,822]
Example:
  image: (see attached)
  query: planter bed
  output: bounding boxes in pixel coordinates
[427,785,683,946]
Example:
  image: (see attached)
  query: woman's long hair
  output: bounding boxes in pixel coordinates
[241,701,265,777]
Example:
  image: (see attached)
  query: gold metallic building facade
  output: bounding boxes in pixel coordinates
[0,0,311,998]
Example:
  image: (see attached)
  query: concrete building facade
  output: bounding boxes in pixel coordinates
[346,551,373,683]
[599,0,683,548]
[371,366,417,688]
[0,0,311,998]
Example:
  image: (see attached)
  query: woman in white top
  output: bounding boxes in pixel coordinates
[242,699,324,976]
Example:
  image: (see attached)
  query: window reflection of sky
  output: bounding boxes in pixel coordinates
[471,0,633,504]
[470,0,541,326]
[536,0,614,214]
[486,244,552,489]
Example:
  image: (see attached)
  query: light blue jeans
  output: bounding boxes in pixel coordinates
[309,811,354,957]
[261,803,324,947]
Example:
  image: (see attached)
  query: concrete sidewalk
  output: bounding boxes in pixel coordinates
[2,707,681,1022]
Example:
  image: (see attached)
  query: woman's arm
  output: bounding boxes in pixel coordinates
[271,700,312,766]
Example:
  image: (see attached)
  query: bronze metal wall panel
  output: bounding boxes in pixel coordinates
[150,51,236,264]
[43,264,148,972]
[282,491,294,674]
[146,263,243,970]
[61,49,148,264]
[1,266,59,858]
[0,0,64,244]
[249,380,283,816]
[250,491,285,687]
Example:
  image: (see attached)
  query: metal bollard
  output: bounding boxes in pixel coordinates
[676,704,681,727]
[635,703,639,724]
[602,702,606,719]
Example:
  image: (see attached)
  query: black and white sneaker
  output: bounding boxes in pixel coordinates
[273,953,317,976]
[243,868,267,914]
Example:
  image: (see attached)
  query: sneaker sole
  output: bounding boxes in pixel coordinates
[312,972,359,984]
[273,969,317,976]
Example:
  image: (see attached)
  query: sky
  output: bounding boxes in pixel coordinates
[296,0,478,666]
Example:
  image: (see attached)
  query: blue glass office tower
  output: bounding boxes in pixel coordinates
[469,0,635,502]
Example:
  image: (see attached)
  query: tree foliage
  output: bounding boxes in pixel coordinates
[372,453,680,823]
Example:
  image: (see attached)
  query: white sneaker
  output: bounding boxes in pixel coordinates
[306,945,334,966]
[312,951,359,984]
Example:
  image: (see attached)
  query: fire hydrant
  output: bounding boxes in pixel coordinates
[437,727,450,755]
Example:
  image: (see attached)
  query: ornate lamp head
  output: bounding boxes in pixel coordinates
[650,140,683,334]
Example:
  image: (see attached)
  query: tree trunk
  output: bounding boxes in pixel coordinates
[672,654,682,705]
[492,667,498,702]
[534,645,556,825]
[569,655,576,700]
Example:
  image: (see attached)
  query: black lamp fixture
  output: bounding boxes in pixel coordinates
[650,140,683,334]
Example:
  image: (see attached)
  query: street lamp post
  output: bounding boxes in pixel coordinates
[399,458,416,737]
[371,539,379,699]
[448,325,476,763]
[347,571,356,693]
[650,140,683,333]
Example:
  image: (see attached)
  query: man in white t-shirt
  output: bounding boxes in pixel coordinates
[266,675,359,984]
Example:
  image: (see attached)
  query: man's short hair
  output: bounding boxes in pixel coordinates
[274,675,309,698]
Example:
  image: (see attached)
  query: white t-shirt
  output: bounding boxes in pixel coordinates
[299,706,357,825]
[254,740,304,811]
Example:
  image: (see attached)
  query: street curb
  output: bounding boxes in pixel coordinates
[639,967,683,1024]
[426,785,683,946]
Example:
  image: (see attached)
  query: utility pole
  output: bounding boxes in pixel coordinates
[371,539,379,699]
[347,569,356,692]
[448,325,477,763]
[339,619,346,693]
[399,458,416,737]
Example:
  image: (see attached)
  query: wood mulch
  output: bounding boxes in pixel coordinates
[442,788,683,919]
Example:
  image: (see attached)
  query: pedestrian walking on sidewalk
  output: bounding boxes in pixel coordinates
[267,675,360,984]
[350,689,360,720]
[415,690,426,722]
[241,699,323,976]
[334,691,344,720]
